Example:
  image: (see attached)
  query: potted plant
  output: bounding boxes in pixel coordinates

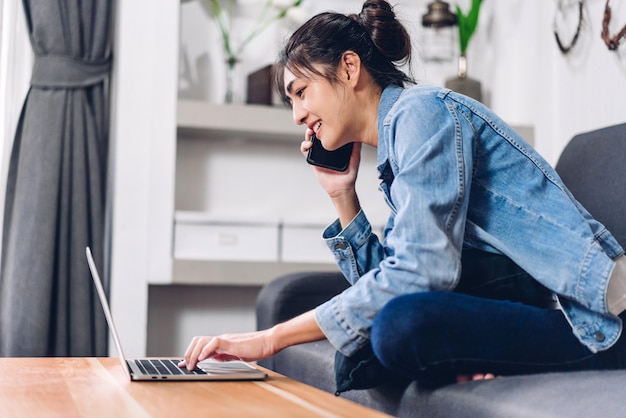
[202,0,305,103]
[445,0,483,102]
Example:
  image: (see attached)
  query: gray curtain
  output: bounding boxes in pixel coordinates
[0,0,112,356]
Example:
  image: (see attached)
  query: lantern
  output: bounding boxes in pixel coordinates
[420,0,458,62]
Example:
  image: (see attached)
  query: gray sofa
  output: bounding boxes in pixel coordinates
[256,123,626,417]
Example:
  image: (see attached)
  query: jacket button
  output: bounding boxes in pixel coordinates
[334,242,347,251]
[594,331,606,342]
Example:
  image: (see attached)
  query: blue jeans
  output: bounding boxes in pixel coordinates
[370,250,626,386]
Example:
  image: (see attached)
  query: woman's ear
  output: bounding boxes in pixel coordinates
[340,51,361,87]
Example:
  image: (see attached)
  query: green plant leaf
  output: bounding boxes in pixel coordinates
[456,0,482,55]
[203,0,306,59]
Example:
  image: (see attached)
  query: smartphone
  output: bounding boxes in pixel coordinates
[306,133,354,172]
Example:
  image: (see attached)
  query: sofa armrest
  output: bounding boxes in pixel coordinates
[255,271,348,331]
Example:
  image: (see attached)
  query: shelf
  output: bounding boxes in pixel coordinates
[168,260,338,286]
[177,100,303,142]
[177,101,536,147]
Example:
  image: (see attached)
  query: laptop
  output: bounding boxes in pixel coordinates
[85,247,267,381]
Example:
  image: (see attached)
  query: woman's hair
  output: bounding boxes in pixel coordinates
[274,0,414,103]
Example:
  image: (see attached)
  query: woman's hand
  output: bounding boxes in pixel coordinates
[178,310,325,371]
[301,129,362,228]
[178,329,279,371]
[300,130,361,198]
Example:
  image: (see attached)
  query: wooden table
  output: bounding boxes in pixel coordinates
[0,358,390,417]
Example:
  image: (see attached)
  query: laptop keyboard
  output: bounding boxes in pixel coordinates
[133,359,206,375]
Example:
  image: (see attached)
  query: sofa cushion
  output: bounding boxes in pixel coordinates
[555,122,626,249]
[398,369,626,418]
[272,341,626,417]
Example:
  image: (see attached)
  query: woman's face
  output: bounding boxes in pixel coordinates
[283,66,355,151]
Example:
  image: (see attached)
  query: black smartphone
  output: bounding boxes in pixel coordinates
[306,133,354,172]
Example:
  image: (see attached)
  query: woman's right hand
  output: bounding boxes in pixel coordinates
[301,130,362,227]
[179,329,279,371]
[179,310,326,372]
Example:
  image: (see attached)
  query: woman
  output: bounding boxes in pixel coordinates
[181,0,626,386]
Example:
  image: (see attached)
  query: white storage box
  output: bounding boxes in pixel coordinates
[280,223,334,264]
[174,211,279,262]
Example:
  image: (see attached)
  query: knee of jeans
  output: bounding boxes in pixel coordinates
[371,294,426,370]
[371,304,397,370]
[372,293,450,371]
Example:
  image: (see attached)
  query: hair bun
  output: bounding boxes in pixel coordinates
[350,0,411,64]
[275,0,413,95]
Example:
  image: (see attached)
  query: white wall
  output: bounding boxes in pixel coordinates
[466,0,626,164]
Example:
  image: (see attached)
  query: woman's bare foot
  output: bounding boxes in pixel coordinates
[456,373,496,383]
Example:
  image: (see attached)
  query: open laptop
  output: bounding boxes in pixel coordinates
[86,247,267,381]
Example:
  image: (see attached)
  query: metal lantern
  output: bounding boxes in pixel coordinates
[421,0,458,62]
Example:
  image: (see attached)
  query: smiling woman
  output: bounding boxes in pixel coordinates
[181,0,626,391]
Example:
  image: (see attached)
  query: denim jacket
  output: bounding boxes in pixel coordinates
[315,84,625,357]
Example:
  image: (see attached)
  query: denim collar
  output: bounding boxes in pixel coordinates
[376,84,404,169]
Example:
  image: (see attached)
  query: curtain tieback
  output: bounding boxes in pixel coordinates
[31,54,111,88]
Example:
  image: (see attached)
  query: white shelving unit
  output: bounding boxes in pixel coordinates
[177,100,302,141]
[171,100,354,286]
